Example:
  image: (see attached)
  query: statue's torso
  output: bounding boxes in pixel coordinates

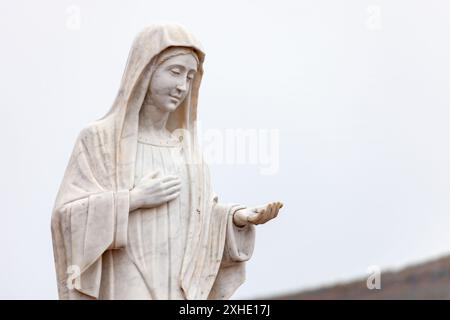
[121,137,190,299]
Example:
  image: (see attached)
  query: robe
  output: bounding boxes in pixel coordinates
[51,124,256,299]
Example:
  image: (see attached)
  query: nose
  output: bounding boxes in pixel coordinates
[176,78,187,93]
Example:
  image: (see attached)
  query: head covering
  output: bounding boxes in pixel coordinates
[153,46,200,69]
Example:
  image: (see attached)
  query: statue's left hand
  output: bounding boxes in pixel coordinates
[233,202,283,227]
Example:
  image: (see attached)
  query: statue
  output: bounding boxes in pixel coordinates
[51,23,283,300]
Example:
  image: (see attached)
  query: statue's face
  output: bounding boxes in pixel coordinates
[148,53,198,113]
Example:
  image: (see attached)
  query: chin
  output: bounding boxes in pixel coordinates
[162,102,179,112]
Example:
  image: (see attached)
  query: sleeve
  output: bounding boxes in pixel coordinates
[51,129,130,299]
[222,205,256,265]
[207,197,256,300]
[55,191,130,299]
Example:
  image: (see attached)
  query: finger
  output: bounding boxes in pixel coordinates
[137,170,161,184]
[163,179,182,189]
[267,203,276,221]
[266,202,276,220]
[164,191,180,202]
[271,202,281,219]
[276,202,284,217]
[165,185,181,195]
[160,175,180,183]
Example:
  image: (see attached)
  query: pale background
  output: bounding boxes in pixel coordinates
[1,0,450,299]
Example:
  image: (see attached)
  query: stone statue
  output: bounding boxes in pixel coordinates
[51,23,283,300]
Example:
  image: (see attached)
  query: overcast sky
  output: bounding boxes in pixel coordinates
[1,0,450,299]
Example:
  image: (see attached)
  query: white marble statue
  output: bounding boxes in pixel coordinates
[51,23,283,300]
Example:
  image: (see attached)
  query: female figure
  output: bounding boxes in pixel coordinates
[51,23,282,300]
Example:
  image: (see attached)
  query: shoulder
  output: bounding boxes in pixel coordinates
[77,118,114,141]
[75,118,116,154]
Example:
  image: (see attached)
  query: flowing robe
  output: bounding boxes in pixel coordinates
[51,124,256,299]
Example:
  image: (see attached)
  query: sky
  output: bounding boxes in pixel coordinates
[1,0,450,299]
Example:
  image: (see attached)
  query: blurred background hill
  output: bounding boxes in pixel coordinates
[259,254,450,300]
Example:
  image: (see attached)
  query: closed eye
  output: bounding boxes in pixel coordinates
[187,72,196,80]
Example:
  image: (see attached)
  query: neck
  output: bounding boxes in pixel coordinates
[139,97,171,138]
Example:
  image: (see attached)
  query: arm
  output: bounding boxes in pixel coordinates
[52,189,130,298]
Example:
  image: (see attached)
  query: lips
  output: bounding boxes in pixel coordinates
[169,96,180,102]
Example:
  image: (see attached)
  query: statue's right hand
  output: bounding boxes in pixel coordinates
[129,170,181,211]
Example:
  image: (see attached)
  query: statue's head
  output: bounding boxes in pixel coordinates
[146,46,200,113]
